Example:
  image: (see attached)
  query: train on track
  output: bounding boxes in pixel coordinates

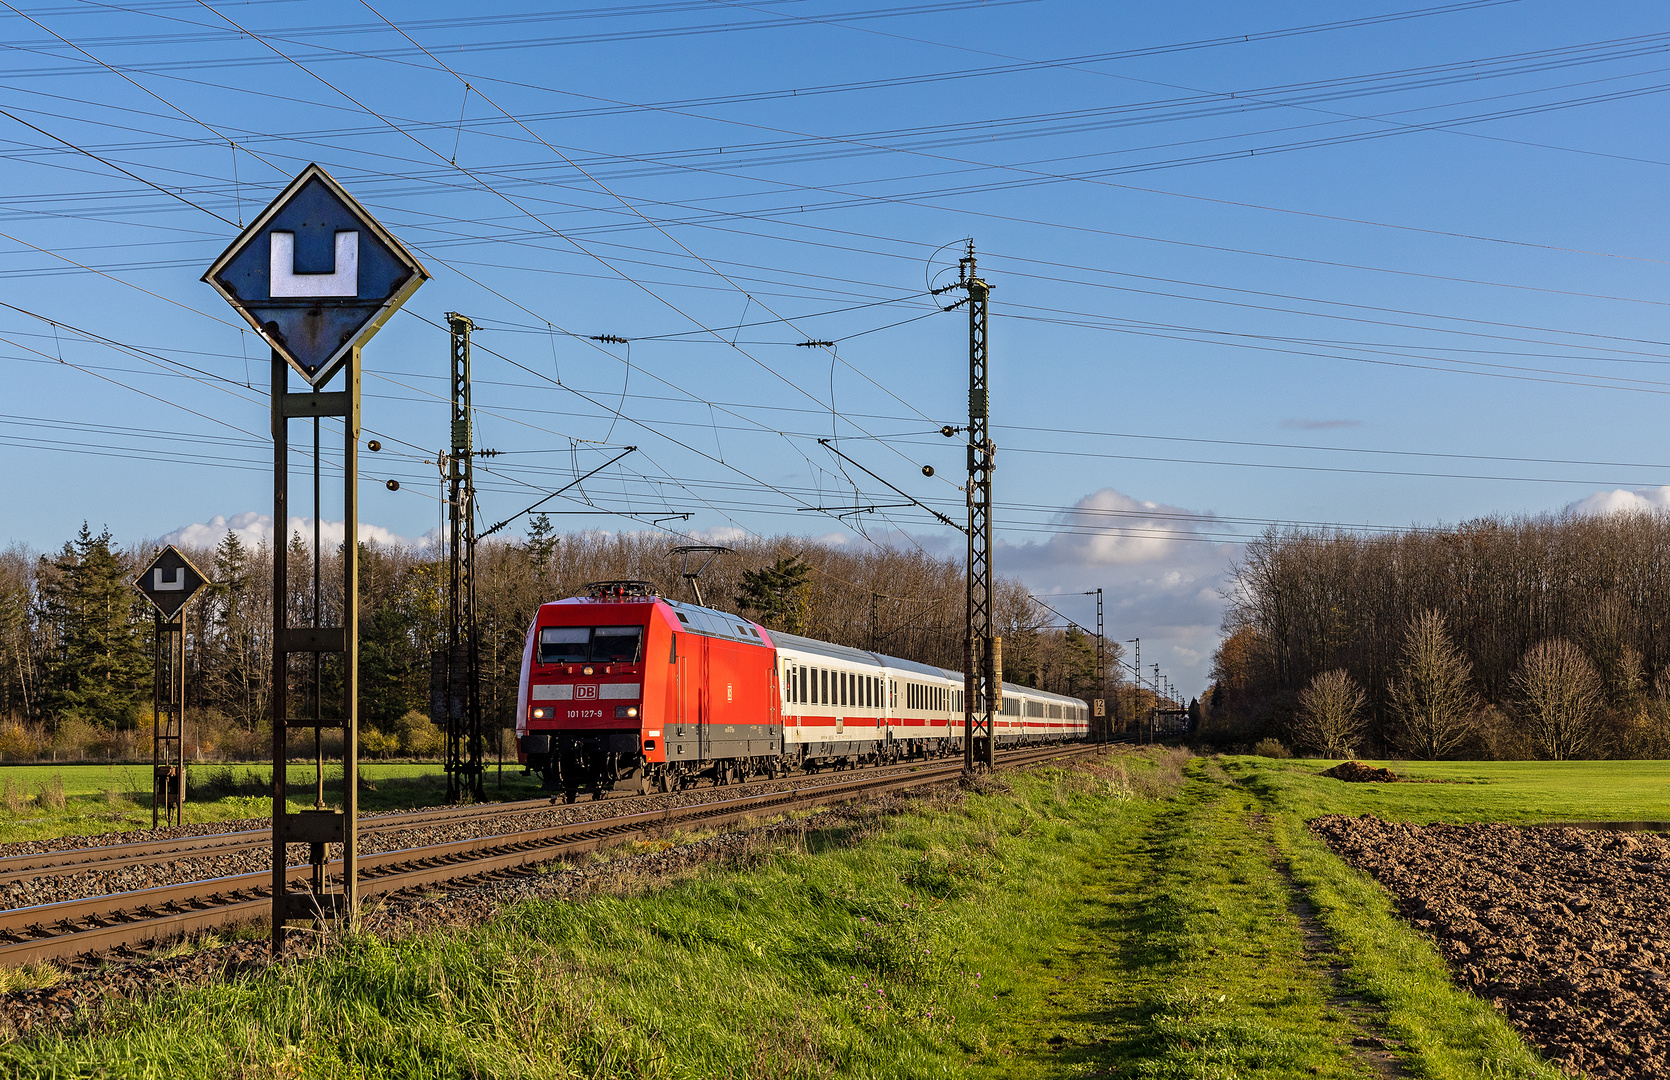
[514,581,1090,801]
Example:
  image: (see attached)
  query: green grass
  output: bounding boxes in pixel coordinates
[0,762,545,844]
[1223,754,1670,824]
[0,750,1569,1079]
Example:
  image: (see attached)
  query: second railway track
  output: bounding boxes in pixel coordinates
[0,742,1107,885]
[0,743,1103,967]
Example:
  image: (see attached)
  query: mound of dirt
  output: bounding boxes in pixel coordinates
[1320,761,1400,783]
[1313,814,1670,1079]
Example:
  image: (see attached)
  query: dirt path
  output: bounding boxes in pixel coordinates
[1257,825,1412,1079]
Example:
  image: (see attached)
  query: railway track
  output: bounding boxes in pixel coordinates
[0,742,1103,966]
[0,742,1102,884]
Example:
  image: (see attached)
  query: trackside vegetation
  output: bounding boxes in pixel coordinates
[0,762,531,844]
[0,749,1571,1079]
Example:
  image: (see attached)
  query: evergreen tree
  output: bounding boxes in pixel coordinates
[204,531,266,731]
[735,555,812,634]
[38,524,148,730]
[523,514,559,592]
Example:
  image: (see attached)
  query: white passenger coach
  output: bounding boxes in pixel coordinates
[771,630,1090,768]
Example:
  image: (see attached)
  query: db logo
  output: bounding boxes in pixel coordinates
[575,684,599,699]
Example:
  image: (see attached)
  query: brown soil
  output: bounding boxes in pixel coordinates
[1313,814,1670,1079]
[1321,761,1401,783]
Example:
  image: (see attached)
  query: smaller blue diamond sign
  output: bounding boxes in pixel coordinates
[203,164,428,386]
[134,545,208,619]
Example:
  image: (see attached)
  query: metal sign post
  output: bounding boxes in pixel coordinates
[203,164,427,956]
[134,546,207,828]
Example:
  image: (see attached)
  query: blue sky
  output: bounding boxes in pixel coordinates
[4,0,1670,694]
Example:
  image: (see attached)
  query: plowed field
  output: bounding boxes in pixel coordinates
[1314,814,1670,1079]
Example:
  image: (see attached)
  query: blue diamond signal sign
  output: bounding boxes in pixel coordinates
[134,545,208,619]
[203,164,428,386]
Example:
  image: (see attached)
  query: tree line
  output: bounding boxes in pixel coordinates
[0,520,1124,760]
[1208,512,1670,759]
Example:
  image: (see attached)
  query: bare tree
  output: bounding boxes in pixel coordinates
[1513,639,1604,761]
[1291,668,1366,758]
[1389,610,1477,759]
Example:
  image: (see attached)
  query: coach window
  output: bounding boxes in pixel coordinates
[821,668,829,705]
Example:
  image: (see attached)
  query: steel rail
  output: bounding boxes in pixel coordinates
[0,743,1098,966]
[0,743,1050,884]
[0,796,560,885]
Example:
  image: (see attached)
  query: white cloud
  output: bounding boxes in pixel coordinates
[1567,487,1670,516]
[994,488,1238,698]
[687,525,752,546]
[1002,488,1217,571]
[160,512,422,551]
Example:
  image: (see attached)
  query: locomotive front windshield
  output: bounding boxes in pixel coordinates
[538,625,644,664]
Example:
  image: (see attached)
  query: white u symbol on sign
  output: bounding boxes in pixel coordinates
[270,231,358,298]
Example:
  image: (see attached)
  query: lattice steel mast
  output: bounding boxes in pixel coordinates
[1095,588,1105,742]
[955,243,996,773]
[444,313,484,803]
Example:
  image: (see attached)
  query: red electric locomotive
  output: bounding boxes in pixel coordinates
[514,580,783,801]
[516,580,1092,801]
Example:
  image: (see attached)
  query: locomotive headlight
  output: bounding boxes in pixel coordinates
[615,705,640,719]
[532,708,548,719]
[582,665,594,676]
[628,706,639,718]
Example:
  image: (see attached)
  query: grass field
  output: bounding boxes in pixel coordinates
[0,761,547,843]
[1225,755,1670,824]
[1,749,1575,1079]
